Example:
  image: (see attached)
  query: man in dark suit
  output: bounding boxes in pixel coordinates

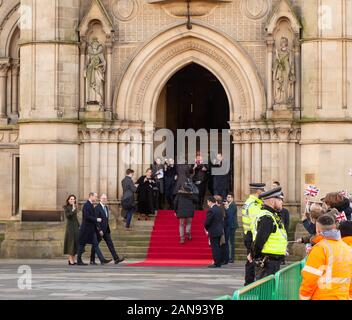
[77,192,111,266]
[121,169,138,229]
[212,153,230,200]
[204,196,224,268]
[91,194,125,265]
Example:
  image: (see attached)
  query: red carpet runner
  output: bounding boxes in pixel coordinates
[128,210,213,267]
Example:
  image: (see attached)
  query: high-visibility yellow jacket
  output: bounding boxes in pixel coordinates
[299,237,352,300]
[252,209,288,256]
[241,195,263,235]
[343,236,352,248]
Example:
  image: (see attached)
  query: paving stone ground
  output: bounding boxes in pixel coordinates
[0,259,245,300]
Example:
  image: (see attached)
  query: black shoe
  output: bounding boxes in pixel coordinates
[229,259,234,264]
[115,257,125,264]
[68,261,76,266]
[222,261,229,265]
[101,259,112,265]
[77,261,88,266]
[90,261,98,265]
[207,264,221,268]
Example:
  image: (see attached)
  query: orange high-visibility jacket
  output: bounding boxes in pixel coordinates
[299,238,352,300]
[343,236,352,248]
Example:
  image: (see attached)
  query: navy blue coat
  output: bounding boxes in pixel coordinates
[78,200,99,245]
[204,205,224,238]
[95,203,111,235]
[224,202,239,229]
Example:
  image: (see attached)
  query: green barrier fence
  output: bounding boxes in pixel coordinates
[218,259,306,300]
[274,261,302,300]
[232,275,276,300]
[215,295,232,300]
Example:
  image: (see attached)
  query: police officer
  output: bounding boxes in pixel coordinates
[242,183,266,285]
[249,187,288,280]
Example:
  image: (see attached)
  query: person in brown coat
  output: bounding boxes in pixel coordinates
[63,195,80,265]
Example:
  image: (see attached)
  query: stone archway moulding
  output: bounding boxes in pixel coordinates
[114,23,266,126]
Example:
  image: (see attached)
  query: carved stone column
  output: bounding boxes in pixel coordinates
[266,38,274,112]
[0,60,10,122]
[294,36,301,113]
[11,62,19,115]
[270,129,279,183]
[261,129,271,186]
[288,129,298,203]
[105,40,113,112]
[99,130,109,195]
[79,39,87,111]
[232,130,242,202]
[252,129,262,183]
[242,129,252,197]
[277,128,290,196]
[107,130,118,199]
[90,129,101,195]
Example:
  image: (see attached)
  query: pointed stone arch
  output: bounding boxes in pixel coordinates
[114,23,266,125]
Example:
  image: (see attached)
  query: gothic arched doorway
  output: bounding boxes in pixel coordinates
[155,62,233,190]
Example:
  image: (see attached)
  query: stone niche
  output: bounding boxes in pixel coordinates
[148,0,231,17]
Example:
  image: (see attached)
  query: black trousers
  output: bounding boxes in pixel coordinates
[91,232,119,262]
[196,182,206,210]
[210,236,222,267]
[244,232,255,286]
[255,259,282,281]
[77,233,104,263]
[224,227,236,263]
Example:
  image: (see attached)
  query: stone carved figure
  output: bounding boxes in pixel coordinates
[85,38,106,106]
[273,37,295,106]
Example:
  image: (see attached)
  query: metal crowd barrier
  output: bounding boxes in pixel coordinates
[216,259,306,300]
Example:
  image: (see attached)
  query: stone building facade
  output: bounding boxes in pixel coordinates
[0,0,351,229]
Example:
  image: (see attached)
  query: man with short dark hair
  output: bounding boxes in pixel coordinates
[300,214,352,300]
[224,193,238,264]
[77,192,111,266]
[121,169,138,230]
[204,196,224,268]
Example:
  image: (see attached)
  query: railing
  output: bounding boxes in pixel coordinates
[216,259,306,300]
[232,275,276,300]
[274,261,302,300]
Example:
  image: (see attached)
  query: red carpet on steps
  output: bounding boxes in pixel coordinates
[128,210,213,267]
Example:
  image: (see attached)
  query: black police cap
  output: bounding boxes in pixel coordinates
[258,187,283,200]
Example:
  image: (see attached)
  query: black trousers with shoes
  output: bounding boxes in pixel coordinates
[77,233,105,263]
[244,232,255,286]
[91,233,119,262]
[210,236,222,267]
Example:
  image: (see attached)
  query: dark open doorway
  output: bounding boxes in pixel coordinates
[155,63,233,190]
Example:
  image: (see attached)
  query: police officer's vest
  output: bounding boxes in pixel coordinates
[253,209,288,256]
[241,195,263,235]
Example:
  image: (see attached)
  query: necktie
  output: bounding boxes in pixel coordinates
[104,205,108,219]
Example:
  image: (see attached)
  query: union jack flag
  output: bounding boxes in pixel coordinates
[339,190,351,199]
[336,211,347,223]
[304,185,320,197]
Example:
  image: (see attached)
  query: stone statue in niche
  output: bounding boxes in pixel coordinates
[85,38,106,106]
[273,37,295,107]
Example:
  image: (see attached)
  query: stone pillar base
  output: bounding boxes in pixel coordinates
[0,222,64,259]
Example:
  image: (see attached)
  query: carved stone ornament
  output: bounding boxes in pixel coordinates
[240,0,271,20]
[148,0,230,18]
[111,0,139,21]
